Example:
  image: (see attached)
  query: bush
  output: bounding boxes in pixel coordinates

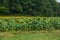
[0,17,60,31]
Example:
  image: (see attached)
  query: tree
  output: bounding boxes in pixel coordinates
[0,0,9,15]
[57,3,60,16]
[49,0,59,16]
[0,0,59,16]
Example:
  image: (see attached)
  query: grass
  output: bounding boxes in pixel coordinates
[0,16,60,18]
[0,30,60,40]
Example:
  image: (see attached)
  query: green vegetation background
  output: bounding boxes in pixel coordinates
[0,0,60,17]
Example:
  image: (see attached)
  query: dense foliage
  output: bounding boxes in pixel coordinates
[0,17,60,31]
[57,3,60,16]
[0,0,60,16]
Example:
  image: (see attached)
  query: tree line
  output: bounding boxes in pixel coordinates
[0,0,60,16]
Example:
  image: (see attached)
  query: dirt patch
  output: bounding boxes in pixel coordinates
[0,30,60,37]
[0,32,15,37]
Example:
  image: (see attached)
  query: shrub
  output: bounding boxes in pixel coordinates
[0,17,60,31]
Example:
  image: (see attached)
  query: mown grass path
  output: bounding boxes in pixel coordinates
[0,30,60,40]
